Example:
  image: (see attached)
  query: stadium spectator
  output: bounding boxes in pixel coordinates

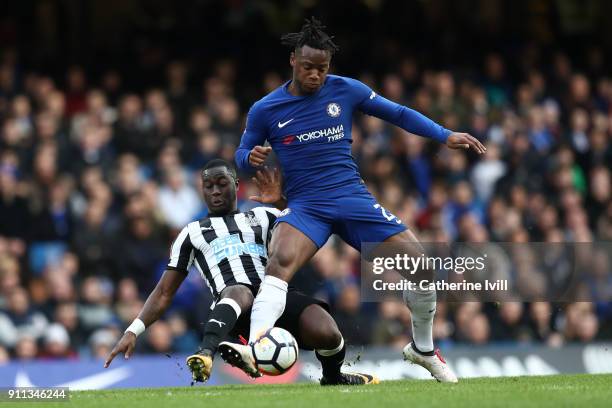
[371,300,411,349]
[157,166,202,230]
[78,277,116,337]
[144,321,174,354]
[465,313,491,345]
[89,329,118,359]
[40,323,77,359]
[14,334,38,360]
[490,303,530,343]
[53,302,83,348]
[527,302,561,345]
[0,287,48,348]
[167,313,199,353]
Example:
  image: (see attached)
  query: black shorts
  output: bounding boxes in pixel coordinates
[227,284,330,350]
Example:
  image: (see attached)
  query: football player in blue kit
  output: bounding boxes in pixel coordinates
[221,17,486,383]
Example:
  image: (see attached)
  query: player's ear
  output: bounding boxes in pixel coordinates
[235,178,239,191]
[290,51,295,67]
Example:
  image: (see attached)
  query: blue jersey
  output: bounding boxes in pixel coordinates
[235,75,450,201]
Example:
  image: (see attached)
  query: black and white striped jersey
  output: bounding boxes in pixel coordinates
[167,207,280,299]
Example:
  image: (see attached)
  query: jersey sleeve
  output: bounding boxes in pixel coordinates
[257,206,282,218]
[167,225,195,274]
[253,207,281,246]
[346,77,451,144]
[235,102,268,171]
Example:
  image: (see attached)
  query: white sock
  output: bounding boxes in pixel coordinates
[403,288,436,353]
[248,275,288,342]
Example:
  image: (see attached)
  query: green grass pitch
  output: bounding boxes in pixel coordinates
[15,374,612,408]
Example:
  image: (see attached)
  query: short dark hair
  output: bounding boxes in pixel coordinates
[281,17,339,54]
[202,159,237,180]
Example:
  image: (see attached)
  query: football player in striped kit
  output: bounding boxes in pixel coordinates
[103,159,377,386]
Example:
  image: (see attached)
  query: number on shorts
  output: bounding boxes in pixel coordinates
[373,204,402,224]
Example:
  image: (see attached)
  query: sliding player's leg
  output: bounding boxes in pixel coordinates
[295,303,378,385]
[218,210,327,377]
[248,222,320,341]
[186,285,254,382]
[220,286,378,384]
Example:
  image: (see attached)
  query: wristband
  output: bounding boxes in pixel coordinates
[125,318,146,337]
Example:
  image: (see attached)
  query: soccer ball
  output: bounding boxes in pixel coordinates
[251,327,299,376]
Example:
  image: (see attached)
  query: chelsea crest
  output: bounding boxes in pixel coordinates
[326,102,341,117]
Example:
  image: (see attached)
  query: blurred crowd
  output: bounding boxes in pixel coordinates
[0,42,611,363]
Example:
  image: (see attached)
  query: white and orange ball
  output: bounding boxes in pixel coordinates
[251,327,299,376]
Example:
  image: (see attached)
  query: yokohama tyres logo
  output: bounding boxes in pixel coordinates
[281,124,344,145]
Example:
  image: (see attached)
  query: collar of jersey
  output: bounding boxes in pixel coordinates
[209,210,240,218]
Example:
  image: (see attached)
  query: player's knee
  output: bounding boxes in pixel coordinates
[387,233,435,280]
[321,326,343,350]
[301,305,343,349]
[220,285,254,311]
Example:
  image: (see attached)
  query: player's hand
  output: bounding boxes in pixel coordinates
[249,167,283,204]
[446,132,486,154]
[248,146,272,167]
[104,332,136,368]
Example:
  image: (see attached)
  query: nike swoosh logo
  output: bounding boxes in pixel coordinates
[208,319,226,327]
[278,119,294,128]
[201,226,214,231]
[15,366,132,390]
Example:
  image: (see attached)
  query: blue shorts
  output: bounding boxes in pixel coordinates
[276,191,407,253]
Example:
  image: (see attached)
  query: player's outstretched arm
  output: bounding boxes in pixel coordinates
[351,78,485,154]
[249,167,287,210]
[104,269,186,367]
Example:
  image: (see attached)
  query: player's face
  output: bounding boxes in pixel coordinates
[201,166,238,216]
[290,45,331,94]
